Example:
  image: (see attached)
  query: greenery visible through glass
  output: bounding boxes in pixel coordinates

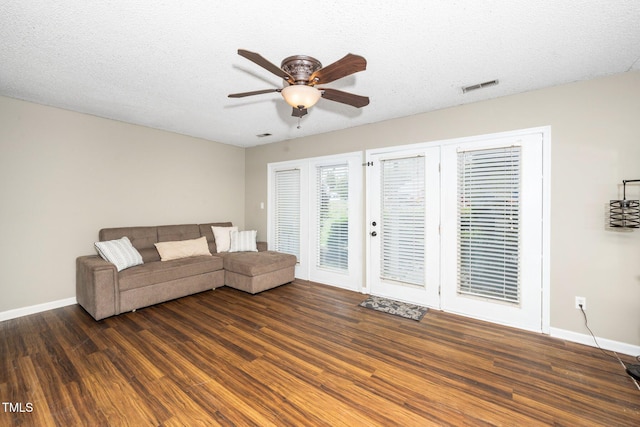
[317,164,349,271]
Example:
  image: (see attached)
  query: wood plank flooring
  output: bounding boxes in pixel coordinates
[1,280,639,426]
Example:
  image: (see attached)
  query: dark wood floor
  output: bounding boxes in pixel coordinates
[1,280,639,426]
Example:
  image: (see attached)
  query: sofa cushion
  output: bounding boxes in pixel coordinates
[199,222,233,253]
[229,230,258,252]
[118,255,224,291]
[222,251,297,277]
[99,226,159,263]
[94,236,144,272]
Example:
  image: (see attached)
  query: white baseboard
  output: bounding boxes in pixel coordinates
[0,297,77,322]
[550,327,640,357]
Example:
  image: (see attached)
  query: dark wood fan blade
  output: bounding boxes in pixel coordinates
[228,88,280,98]
[310,53,367,84]
[319,88,369,108]
[238,49,293,83]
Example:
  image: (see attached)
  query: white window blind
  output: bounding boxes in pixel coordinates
[316,163,349,271]
[457,146,521,303]
[381,157,425,286]
[274,169,300,260]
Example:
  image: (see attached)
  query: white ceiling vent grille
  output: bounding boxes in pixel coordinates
[462,79,499,94]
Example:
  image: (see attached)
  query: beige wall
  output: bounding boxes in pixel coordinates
[245,71,640,346]
[0,96,245,313]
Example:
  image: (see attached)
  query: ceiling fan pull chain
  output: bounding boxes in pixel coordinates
[297,115,301,129]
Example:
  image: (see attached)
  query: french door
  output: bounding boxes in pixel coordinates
[366,129,547,332]
[367,146,441,307]
[268,152,363,290]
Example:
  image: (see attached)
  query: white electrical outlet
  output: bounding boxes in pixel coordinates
[575,296,586,310]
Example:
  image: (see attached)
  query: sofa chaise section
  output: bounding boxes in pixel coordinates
[198,223,297,294]
[219,251,297,294]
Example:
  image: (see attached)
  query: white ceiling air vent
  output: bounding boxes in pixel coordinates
[462,79,499,94]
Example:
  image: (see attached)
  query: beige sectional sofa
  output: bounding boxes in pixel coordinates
[76,222,296,320]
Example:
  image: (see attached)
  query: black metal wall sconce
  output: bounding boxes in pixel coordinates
[610,179,640,228]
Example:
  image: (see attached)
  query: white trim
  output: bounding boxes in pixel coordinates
[550,327,640,357]
[0,297,77,322]
[540,127,552,334]
[363,151,373,295]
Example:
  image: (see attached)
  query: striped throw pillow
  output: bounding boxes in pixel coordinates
[228,230,258,252]
[95,236,144,271]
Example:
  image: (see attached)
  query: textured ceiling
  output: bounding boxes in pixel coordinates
[1,1,639,148]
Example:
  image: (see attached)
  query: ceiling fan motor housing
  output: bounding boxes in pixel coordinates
[281,55,322,85]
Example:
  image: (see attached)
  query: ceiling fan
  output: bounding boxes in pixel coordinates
[228,49,369,119]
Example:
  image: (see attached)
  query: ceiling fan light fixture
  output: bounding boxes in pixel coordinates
[281,85,321,109]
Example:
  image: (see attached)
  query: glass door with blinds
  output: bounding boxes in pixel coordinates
[440,133,543,332]
[367,146,440,307]
[308,155,363,290]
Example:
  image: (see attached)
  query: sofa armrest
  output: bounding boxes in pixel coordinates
[257,241,268,252]
[76,255,118,320]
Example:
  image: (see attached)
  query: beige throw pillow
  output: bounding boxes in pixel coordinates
[154,236,212,261]
[211,226,238,252]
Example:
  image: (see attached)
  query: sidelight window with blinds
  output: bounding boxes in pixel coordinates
[274,169,301,260]
[457,146,521,304]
